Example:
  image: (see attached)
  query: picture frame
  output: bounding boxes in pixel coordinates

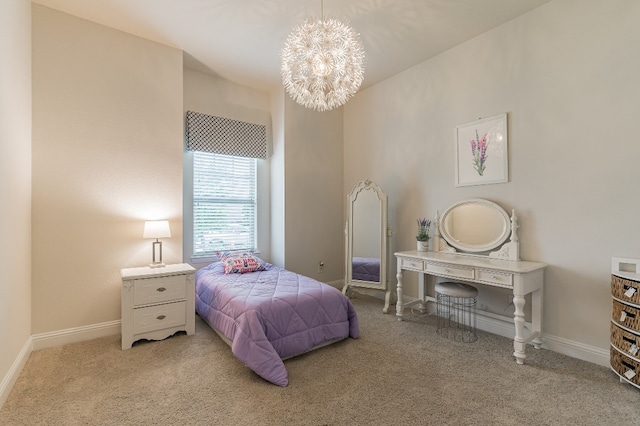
[455,113,508,187]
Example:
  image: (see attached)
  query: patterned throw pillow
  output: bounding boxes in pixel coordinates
[216,251,266,274]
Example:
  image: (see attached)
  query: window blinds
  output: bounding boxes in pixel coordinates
[192,152,257,255]
[185,110,267,159]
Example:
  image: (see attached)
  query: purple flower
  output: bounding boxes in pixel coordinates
[416,218,431,241]
[470,130,489,176]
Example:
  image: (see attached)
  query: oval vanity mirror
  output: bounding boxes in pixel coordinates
[439,198,511,253]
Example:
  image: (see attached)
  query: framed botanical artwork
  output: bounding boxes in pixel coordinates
[455,113,508,187]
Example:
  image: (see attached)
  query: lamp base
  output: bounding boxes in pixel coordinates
[150,240,165,268]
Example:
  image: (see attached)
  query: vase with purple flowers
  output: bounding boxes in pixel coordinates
[416,218,431,252]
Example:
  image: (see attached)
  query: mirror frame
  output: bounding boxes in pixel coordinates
[434,198,520,261]
[343,179,391,313]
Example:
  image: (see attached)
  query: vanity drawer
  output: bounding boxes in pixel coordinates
[133,301,186,334]
[133,275,186,306]
[400,258,424,271]
[426,263,474,280]
[477,270,514,288]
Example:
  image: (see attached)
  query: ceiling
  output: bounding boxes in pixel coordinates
[32,0,552,92]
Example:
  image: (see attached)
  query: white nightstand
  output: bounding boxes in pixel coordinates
[120,263,196,350]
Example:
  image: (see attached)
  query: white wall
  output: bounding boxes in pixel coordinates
[182,68,272,268]
[282,97,344,281]
[344,0,640,361]
[28,5,344,342]
[269,89,286,269]
[269,88,345,281]
[0,0,32,407]
[31,5,183,334]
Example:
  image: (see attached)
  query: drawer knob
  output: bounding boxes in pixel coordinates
[156,315,166,320]
[156,287,167,292]
[492,276,500,280]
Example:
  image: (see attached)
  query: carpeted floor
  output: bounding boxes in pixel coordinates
[1,294,638,425]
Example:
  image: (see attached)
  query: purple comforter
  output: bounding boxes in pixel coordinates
[352,257,380,282]
[195,262,359,386]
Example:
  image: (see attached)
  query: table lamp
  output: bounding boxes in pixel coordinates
[143,220,171,268]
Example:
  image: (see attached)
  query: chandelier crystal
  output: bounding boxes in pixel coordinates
[280,6,365,112]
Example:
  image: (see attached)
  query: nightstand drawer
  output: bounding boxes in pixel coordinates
[401,258,424,271]
[133,301,186,334]
[477,270,514,287]
[133,275,186,306]
[426,263,474,280]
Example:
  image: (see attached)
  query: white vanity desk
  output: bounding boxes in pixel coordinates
[395,251,546,364]
[395,199,547,364]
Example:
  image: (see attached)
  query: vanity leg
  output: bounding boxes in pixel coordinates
[531,286,543,349]
[513,294,526,364]
[396,267,404,321]
[417,273,428,313]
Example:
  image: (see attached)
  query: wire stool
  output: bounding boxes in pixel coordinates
[436,281,478,343]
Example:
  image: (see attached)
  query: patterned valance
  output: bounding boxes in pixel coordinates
[185,111,267,159]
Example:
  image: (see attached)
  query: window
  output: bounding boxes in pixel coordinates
[183,110,269,263]
[192,151,257,257]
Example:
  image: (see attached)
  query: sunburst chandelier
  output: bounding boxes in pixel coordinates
[280,0,365,112]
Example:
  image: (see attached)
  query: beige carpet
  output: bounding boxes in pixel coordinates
[1,294,637,425]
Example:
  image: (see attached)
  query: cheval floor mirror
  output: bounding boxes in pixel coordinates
[342,179,392,313]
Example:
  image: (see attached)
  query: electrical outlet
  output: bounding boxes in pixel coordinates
[318,261,325,274]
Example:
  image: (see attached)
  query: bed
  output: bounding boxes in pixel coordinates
[195,253,359,386]
[352,256,380,282]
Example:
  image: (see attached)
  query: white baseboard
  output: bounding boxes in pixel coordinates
[541,333,609,367]
[474,311,609,367]
[0,338,32,409]
[1,302,611,411]
[1,320,121,410]
[325,279,345,290]
[390,294,610,368]
[31,320,121,351]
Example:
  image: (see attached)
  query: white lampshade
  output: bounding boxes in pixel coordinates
[143,220,171,239]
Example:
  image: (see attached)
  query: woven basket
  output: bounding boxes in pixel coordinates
[610,321,640,361]
[611,274,640,307]
[610,345,640,386]
[612,299,640,331]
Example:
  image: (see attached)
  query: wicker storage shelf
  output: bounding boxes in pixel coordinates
[610,321,640,360]
[610,345,640,388]
[611,264,640,389]
[611,274,640,307]
[612,298,640,331]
